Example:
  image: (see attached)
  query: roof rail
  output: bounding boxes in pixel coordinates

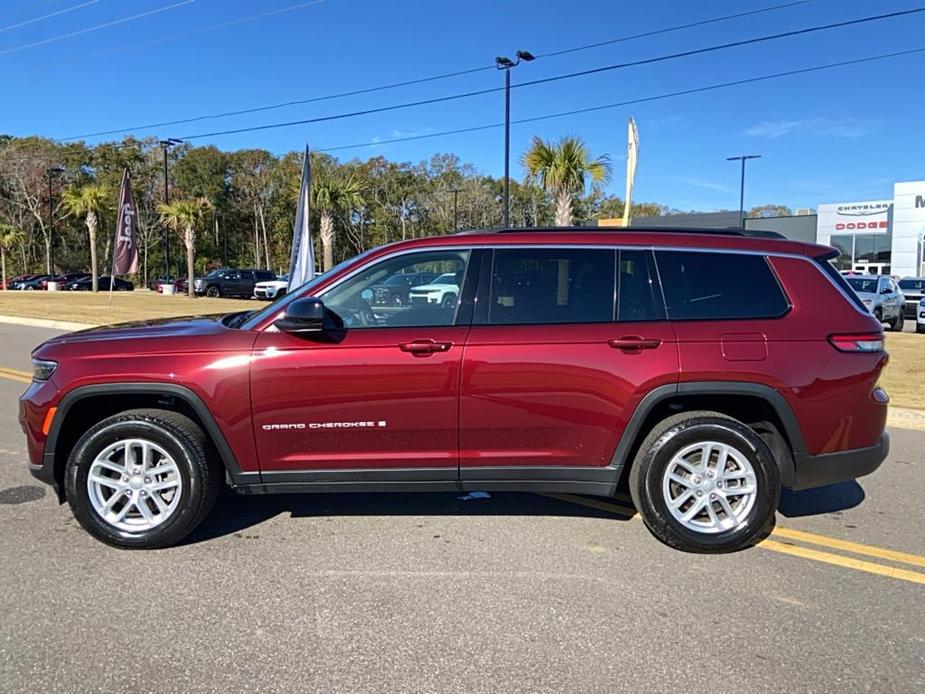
[462,225,787,239]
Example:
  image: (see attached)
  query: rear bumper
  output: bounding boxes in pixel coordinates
[789,432,889,491]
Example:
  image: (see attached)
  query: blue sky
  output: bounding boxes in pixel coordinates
[2,0,924,211]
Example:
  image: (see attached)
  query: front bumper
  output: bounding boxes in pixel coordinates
[789,432,889,491]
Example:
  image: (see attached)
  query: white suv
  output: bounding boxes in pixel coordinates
[408,272,460,307]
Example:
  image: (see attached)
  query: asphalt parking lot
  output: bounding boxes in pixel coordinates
[0,324,922,692]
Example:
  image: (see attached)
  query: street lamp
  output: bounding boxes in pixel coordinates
[496,49,534,229]
[160,138,183,280]
[726,154,761,229]
[46,166,65,274]
[450,187,461,231]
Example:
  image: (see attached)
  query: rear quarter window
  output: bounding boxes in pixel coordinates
[655,251,789,320]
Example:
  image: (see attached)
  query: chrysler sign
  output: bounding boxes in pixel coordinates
[817,199,892,235]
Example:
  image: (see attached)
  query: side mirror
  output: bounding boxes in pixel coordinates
[880,286,891,295]
[274,297,325,334]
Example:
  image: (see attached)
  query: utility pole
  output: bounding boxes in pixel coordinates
[495,50,534,229]
[46,167,64,273]
[160,138,182,279]
[451,188,461,231]
[726,154,761,229]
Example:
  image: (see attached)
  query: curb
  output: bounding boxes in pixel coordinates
[0,314,96,331]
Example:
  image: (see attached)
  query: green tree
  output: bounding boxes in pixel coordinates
[158,197,212,297]
[312,176,364,271]
[62,184,111,292]
[748,204,792,218]
[522,136,611,227]
[0,224,25,290]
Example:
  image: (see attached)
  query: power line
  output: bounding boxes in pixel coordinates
[0,0,196,56]
[60,0,813,140]
[174,6,925,141]
[314,46,925,153]
[0,0,99,35]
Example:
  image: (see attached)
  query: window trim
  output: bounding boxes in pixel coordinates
[654,250,792,322]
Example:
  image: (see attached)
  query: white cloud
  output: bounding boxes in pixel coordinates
[744,117,873,139]
[674,176,733,193]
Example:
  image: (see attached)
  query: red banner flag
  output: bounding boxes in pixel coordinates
[112,169,138,275]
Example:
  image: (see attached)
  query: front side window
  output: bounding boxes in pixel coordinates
[656,251,789,320]
[485,248,615,325]
[322,250,470,328]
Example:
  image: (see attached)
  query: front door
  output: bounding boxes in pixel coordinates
[251,248,474,477]
[459,247,679,473]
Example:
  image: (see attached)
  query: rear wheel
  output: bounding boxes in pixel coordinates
[629,411,780,553]
[65,409,222,549]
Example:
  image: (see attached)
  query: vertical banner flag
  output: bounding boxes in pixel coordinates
[112,169,139,275]
[621,117,639,227]
[288,144,315,292]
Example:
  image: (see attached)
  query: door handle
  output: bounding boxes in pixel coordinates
[609,336,662,350]
[399,339,453,355]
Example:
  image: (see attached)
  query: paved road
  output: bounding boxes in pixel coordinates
[0,325,922,693]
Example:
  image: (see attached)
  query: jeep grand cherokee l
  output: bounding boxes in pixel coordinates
[20,228,890,552]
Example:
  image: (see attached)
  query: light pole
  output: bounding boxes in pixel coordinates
[46,166,64,274]
[726,154,761,229]
[496,50,534,229]
[160,138,182,279]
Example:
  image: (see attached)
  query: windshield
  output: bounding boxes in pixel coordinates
[240,249,377,331]
[847,277,879,293]
[899,279,925,290]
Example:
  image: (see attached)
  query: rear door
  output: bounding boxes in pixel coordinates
[459,246,678,473]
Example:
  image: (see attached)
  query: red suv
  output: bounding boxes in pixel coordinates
[19,228,890,552]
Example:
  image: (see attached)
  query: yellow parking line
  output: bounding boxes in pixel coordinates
[0,367,31,384]
[759,539,925,586]
[538,492,925,585]
[771,526,925,569]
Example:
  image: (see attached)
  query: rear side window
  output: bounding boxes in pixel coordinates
[655,251,789,320]
[486,248,615,325]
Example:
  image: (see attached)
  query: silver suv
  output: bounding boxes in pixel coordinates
[898,278,925,319]
[845,275,904,331]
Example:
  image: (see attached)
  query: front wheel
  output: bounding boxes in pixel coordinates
[65,409,222,549]
[629,411,780,553]
[205,286,220,298]
[890,312,904,332]
[917,323,925,334]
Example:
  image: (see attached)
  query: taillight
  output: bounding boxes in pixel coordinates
[828,333,884,353]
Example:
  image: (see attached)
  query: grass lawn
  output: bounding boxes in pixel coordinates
[0,289,257,325]
[0,290,921,410]
[882,332,925,411]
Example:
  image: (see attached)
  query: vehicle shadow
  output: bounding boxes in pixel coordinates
[183,489,635,546]
[776,480,865,518]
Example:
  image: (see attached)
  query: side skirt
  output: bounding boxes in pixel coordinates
[233,480,618,496]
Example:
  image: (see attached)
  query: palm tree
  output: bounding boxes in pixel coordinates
[0,224,25,291]
[522,136,612,227]
[62,184,110,292]
[312,176,364,271]
[158,198,212,298]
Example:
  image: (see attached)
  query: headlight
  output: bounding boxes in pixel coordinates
[919,298,925,307]
[32,359,57,382]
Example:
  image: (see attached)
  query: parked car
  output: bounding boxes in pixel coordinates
[845,275,904,331]
[408,272,461,307]
[41,273,89,290]
[67,276,134,291]
[9,274,43,290]
[254,275,289,300]
[369,271,438,306]
[898,277,925,319]
[193,268,274,298]
[16,274,53,290]
[915,296,925,334]
[22,227,890,552]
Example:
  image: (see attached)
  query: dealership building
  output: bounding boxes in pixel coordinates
[631,179,925,278]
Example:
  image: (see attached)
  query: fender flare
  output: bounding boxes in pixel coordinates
[611,381,807,484]
[44,382,243,478]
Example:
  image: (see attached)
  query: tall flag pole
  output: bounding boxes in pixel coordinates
[109,169,139,305]
[288,144,315,293]
[621,117,639,228]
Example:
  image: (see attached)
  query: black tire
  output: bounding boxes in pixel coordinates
[917,323,925,334]
[65,409,222,549]
[628,411,780,553]
[441,293,458,308]
[890,312,904,332]
[874,308,883,325]
[205,286,220,298]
